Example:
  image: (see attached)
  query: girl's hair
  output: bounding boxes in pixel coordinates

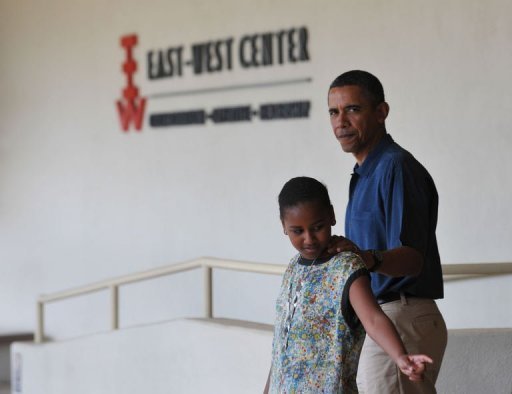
[278,176,331,219]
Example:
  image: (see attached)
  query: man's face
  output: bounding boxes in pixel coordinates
[328,85,388,164]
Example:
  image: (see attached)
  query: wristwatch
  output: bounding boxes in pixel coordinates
[368,249,384,272]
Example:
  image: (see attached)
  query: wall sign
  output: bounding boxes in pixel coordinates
[116,27,312,132]
[147,27,309,79]
[117,35,146,131]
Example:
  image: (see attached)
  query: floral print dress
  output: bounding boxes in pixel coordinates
[270,252,368,393]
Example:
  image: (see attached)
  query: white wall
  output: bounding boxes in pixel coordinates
[1,0,512,337]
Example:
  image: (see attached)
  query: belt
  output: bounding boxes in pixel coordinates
[377,292,403,305]
[377,292,429,305]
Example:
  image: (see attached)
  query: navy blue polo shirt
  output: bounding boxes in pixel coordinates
[345,134,443,299]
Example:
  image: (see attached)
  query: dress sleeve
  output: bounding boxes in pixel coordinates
[340,253,370,330]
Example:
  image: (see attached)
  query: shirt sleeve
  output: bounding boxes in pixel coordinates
[383,157,434,256]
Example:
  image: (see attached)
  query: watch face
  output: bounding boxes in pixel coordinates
[374,250,383,262]
[370,250,383,272]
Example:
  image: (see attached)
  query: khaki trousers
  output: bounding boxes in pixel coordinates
[356,297,447,394]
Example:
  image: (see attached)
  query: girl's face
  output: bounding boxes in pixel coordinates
[281,201,335,260]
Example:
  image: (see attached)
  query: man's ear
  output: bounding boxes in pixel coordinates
[376,102,389,124]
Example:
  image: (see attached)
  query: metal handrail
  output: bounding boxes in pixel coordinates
[35,257,512,343]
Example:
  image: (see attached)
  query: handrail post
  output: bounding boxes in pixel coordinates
[35,301,44,343]
[110,285,119,330]
[203,265,213,318]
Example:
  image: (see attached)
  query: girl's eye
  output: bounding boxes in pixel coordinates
[292,229,303,235]
[313,225,324,232]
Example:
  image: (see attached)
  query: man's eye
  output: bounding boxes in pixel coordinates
[328,110,337,117]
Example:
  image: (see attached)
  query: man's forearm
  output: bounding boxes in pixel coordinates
[360,246,423,277]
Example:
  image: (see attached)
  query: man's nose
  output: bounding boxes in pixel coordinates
[338,109,349,126]
[332,110,347,129]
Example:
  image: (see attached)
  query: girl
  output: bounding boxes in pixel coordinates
[264,177,432,393]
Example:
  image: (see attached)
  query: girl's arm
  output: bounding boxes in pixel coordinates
[349,275,432,380]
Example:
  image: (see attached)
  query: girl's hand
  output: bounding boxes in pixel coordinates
[396,354,433,381]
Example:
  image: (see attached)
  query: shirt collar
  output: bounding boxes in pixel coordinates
[353,134,394,177]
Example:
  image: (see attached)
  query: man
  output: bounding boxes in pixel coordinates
[327,70,447,393]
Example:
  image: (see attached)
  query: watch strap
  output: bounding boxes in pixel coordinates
[368,249,384,272]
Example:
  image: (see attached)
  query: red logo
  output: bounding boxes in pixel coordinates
[117,34,146,132]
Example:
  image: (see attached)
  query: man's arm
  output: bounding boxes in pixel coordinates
[360,245,423,277]
[328,236,423,277]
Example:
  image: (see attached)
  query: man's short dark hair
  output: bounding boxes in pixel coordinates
[329,70,385,105]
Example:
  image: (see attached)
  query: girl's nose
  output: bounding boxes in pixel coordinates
[304,231,315,244]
